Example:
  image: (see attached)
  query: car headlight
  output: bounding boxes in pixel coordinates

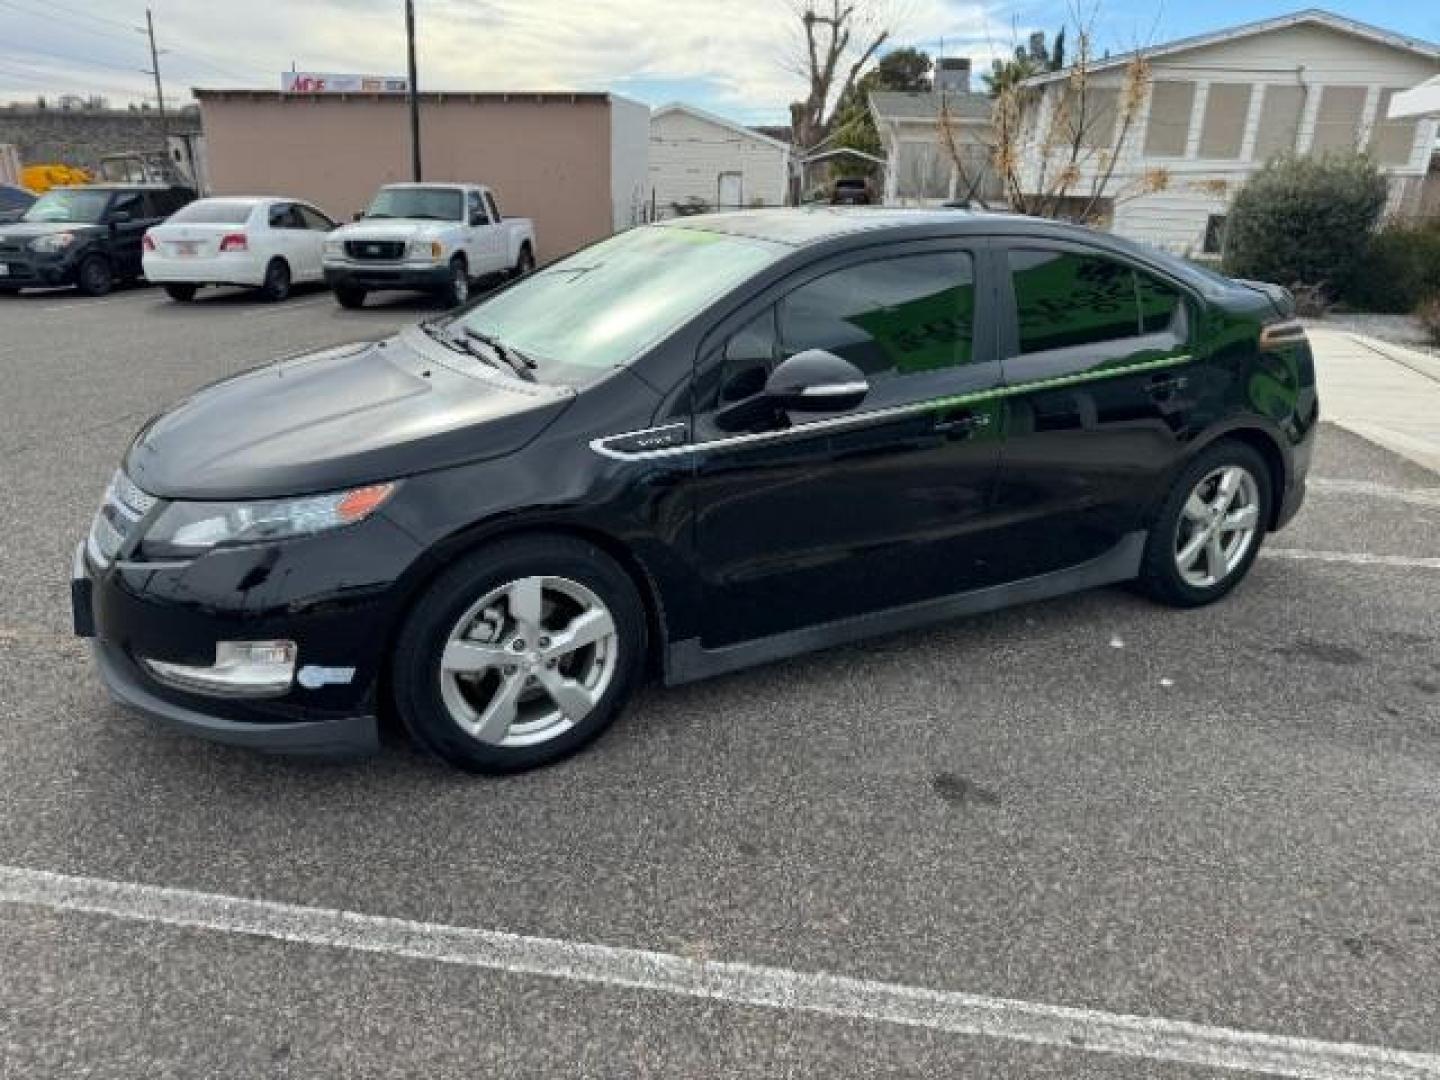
[139,482,396,558]
[29,232,76,253]
[406,239,444,261]
[324,238,345,257]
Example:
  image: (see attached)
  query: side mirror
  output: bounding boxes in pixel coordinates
[109,210,132,225]
[352,211,365,222]
[764,349,869,412]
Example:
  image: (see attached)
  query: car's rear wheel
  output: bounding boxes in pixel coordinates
[1138,441,1271,608]
[334,284,367,309]
[164,283,198,302]
[440,255,469,307]
[392,536,646,773]
[512,244,535,278]
[259,258,291,302]
[76,255,113,297]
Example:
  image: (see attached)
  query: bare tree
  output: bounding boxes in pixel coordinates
[786,0,899,151]
[939,20,1171,222]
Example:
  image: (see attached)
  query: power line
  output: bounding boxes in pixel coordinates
[0,0,261,85]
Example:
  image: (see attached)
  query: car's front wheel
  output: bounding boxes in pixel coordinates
[1138,440,1272,608]
[392,536,647,773]
[75,255,114,297]
[440,255,469,307]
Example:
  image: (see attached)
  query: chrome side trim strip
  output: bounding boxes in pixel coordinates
[591,354,1191,462]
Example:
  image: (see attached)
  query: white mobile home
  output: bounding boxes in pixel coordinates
[647,103,791,215]
[1016,9,1440,254]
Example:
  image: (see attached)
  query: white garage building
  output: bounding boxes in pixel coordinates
[648,103,792,216]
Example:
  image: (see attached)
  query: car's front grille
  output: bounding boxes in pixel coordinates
[87,470,158,568]
[345,240,405,261]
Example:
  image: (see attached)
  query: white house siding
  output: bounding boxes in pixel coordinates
[1017,18,1440,253]
[609,95,651,231]
[648,107,788,214]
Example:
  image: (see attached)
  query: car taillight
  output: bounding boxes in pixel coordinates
[219,233,248,252]
[142,233,155,252]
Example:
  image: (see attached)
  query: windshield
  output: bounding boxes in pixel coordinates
[22,189,111,224]
[365,187,463,222]
[169,199,255,224]
[454,225,785,379]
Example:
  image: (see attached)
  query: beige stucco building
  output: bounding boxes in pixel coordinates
[193,89,650,262]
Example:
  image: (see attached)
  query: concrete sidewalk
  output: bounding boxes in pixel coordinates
[1304,327,1440,474]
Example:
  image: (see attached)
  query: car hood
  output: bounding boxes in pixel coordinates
[125,325,575,501]
[332,219,455,241]
[0,220,95,240]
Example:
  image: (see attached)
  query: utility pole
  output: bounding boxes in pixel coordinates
[139,8,169,152]
[405,0,422,181]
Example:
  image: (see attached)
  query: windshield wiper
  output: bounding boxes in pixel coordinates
[460,327,537,379]
[418,321,535,381]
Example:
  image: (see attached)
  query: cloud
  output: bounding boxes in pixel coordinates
[0,0,1020,122]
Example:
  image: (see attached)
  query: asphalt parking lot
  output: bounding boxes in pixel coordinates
[1,282,1438,1078]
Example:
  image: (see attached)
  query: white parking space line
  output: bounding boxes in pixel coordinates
[1308,478,1440,509]
[4,866,1439,1080]
[1265,548,1440,570]
[36,292,161,313]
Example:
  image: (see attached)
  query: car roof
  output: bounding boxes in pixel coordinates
[660,208,1224,294]
[52,183,188,192]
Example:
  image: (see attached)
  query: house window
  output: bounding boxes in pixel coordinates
[1367,89,1419,166]
[1252,84,1306,161]
[1202,214,1227,255]
[1198,83,1253,159]
[1053,86,1120,150]
[1311,86,1367,153]
[1143,81,1196,158]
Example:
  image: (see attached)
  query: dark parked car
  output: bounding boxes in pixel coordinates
[0,183,194,295]
[0,182,36,223]
[72,209,1317,771]
[830,176,872,205]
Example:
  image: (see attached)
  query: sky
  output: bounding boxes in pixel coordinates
[0,0,1437,126]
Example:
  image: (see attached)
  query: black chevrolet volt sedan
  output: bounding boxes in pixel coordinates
[72,209,1317,772]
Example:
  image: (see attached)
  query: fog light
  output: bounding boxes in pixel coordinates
[142,640,297,698]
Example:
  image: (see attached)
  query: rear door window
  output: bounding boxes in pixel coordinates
[1005,248,1188,377]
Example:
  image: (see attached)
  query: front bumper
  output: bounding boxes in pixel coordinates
[71,526,412,757]
[0,250,78,288]
[91,636,378,756]
[324,261,449,292]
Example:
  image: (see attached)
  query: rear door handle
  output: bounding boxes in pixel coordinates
[934,412,992,434]
[1147,374,1188,396]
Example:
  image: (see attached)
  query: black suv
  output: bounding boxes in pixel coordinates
[0,183,194,295]
[72,210,1316,771]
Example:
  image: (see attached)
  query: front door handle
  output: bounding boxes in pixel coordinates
[934,412,992,434]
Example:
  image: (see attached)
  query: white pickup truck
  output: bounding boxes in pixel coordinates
[322,182,535,308]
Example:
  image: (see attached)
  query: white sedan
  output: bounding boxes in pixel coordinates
[142,196,338,302]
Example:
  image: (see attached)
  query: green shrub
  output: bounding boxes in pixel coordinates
[1222,152,1388,296]
[1346,218,1440,313]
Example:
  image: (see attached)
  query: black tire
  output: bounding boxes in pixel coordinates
[75,255,114,297]
[0,286,19,296]
[392,535,647,773]
[439,255,469,307]
[334,284,367,309]
[259,258,291,302]
[164,283,198,302]
[1137,440,1272,608]
[512,243,535,278]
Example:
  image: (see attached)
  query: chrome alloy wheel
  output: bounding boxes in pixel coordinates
[1173,465,1262,589]
[438,576,618,747]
